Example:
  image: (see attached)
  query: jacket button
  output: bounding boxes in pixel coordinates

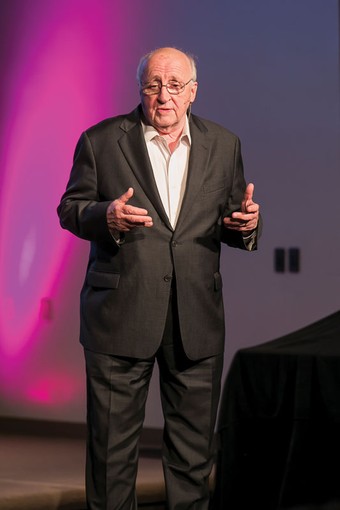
[164,275,172,282]
[171,241,177,247]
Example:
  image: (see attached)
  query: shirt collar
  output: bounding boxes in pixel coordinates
[141,115,191,146]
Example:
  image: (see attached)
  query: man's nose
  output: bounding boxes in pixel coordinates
[157,85,172,102]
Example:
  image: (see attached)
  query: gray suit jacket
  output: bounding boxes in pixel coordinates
[57,106,259,360]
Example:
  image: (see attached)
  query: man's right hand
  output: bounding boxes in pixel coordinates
[106,187,153,233]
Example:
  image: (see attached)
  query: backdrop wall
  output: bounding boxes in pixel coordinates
[0,0,338,427]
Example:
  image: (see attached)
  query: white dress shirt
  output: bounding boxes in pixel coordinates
[142,117,191,229]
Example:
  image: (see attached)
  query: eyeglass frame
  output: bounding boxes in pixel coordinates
[140,78,194,96]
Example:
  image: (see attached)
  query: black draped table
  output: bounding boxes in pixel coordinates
[213,311,340,510]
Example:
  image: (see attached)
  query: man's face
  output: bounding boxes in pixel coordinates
[140,48,198,134]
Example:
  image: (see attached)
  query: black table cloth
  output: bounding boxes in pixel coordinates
[213,311,340,510]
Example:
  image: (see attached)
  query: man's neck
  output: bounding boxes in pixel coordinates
[141,110,190,154]
[159,126,183,152]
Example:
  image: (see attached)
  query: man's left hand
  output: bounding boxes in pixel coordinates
[223,183,260,233]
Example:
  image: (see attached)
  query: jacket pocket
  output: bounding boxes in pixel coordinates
[202,178,226,194]
[86,270,120,289]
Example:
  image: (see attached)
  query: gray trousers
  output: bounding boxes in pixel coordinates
[84,291,223,510]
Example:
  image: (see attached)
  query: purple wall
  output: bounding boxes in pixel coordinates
[0,0,339,425]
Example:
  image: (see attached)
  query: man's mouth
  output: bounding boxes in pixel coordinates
[157,108,172,113]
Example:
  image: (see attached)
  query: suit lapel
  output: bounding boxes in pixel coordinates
[174,116,209,232]
[118,109,210,233]
[118,107,172,229]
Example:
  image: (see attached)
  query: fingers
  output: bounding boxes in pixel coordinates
[116,188,149,215]
[231,206,259,227]
[225,182,259,232]
[224,213,258,232]
[107,188,153,232]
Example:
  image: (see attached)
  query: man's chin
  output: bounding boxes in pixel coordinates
[153,115,177,131]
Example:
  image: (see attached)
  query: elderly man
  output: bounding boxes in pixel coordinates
[58,47,261,510]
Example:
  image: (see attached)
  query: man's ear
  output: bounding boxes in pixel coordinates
[190,82,198,103]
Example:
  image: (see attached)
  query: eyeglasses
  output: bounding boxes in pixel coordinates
[141,79,193,96]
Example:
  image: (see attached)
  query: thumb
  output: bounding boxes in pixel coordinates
[119,187,134,204]
[241,183,254,213]
[244,183,254,202]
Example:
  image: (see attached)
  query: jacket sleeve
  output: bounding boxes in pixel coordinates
[220,136,262,250]
[57,131,113,242]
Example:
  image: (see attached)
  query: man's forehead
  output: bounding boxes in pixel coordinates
[143,51,191,78]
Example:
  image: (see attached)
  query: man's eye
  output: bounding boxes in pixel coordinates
[169,82,181,90]
[148,83,160,90]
